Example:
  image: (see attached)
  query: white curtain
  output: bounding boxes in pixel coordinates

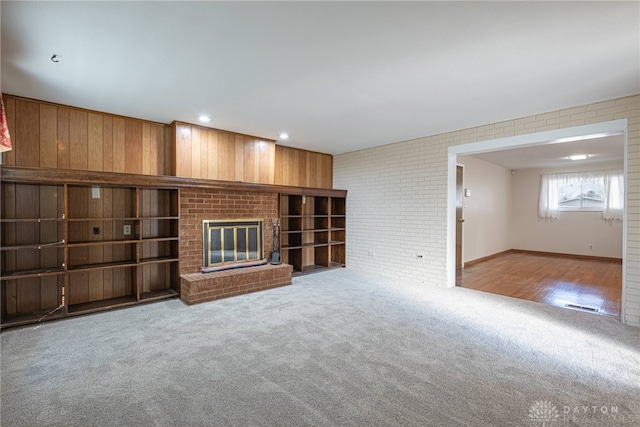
[538,174,560,219]
[603,169,624,220]
[539,173,583,219]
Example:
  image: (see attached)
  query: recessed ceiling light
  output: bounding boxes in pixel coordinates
[279,133,289,140]
[197,115,211,123]
[569,154,588,161]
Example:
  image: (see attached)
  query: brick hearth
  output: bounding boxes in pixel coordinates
[179,187,287,305]
[180,263,293,305]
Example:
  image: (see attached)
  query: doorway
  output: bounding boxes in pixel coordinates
[447,119,628,322]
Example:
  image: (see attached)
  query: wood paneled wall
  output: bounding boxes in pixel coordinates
[275,145,333,189]
[171,122,276,184]
[2,95,172,175]
[2,94,334,189]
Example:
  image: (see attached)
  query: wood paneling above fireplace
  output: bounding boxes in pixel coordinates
[171,121,277,184]
[2,94,333,189]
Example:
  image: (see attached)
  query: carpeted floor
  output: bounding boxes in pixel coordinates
[1,268,639,426]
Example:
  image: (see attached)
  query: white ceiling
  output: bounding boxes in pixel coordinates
[1,1,639,157]
[470,133,625,170]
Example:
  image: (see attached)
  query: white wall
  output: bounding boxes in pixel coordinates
[333,138,448,284]
[333,95,640,327]
[457,155,512,263]
[456,156,623,261]
[511,161,623,258]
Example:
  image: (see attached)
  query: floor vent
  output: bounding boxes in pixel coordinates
[565,303,599,313]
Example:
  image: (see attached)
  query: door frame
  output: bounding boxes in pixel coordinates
[456,164,464,269]
[446,119,628,323]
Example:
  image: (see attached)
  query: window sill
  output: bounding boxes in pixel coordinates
[558,208,604,213]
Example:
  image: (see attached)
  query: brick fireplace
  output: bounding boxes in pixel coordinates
[180,187,278,274]
[179,187,292,305]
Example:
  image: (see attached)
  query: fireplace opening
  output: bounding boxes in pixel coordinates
[203,220,263,268]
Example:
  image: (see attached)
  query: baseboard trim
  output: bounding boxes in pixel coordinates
[465,249,622,266]
[463,250,512,267]
[510,249,622,264]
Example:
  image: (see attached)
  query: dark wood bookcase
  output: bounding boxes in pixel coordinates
[1,180,179,328]
[279,192,346,274]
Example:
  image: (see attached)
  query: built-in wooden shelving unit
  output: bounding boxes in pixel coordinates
[279,193,346,274]
[1,177,179,328]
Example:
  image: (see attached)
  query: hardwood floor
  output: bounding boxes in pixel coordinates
[456,251,622,318]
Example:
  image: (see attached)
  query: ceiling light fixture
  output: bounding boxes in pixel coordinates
[279,133,289,140]
[569,154,588,161]
[197,115,211,123]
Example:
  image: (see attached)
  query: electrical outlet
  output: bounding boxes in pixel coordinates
[93,227,100,235]
[123,225,131,236]
[416,254,424,259]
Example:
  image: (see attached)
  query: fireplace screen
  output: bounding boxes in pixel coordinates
[203,220,263,267]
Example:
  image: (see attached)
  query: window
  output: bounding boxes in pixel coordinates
[539,169,623,220]
[557,172,604,211]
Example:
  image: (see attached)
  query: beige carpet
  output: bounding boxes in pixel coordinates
[2,268,639,426]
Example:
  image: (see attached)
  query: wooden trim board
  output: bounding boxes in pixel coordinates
[465,249,622,267]
[0,165,347,197]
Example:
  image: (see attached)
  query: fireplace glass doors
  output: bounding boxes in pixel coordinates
[203,220,263,267]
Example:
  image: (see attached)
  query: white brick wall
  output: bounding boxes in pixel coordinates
[334,94,640,327]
